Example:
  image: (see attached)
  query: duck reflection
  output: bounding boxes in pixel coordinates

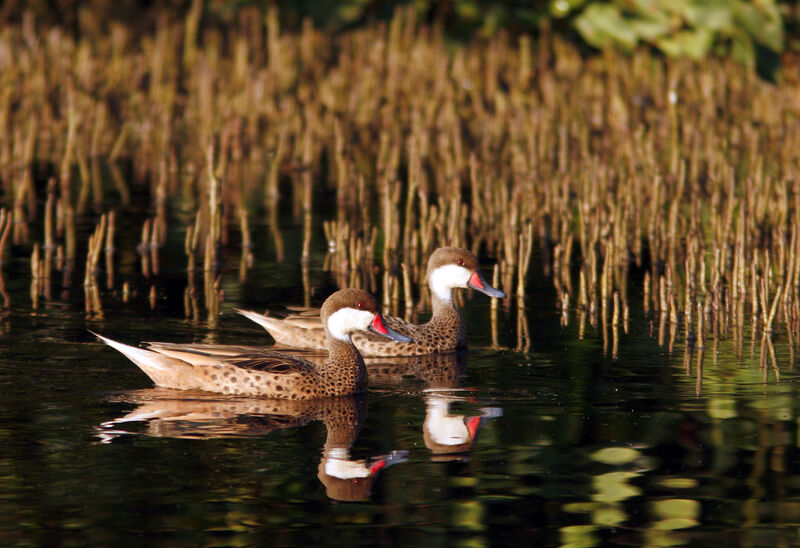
[366,352,503,458]
[102,348,503,460]
[97,388,407,501]
[422,392,502,458]
[365,351,468,390]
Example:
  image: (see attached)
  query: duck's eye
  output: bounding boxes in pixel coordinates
[457,258,464,266]
[357,301,365,309]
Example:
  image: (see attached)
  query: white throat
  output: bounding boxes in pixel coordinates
[326,308,375,341]
[428,264,471,301]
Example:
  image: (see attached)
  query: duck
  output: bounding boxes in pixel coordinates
[91,288,412,399]
[237,247,506,357]
[96,389,408,501]
[140,345,468,390]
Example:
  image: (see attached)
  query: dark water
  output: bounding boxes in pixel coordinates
[1,207,800,547]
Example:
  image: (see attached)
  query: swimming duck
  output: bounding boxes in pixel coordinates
[238,247,506,356]
[140,346,467,390]
[91,288,412,399]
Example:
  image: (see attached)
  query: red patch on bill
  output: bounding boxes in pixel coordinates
[371,314,389,335]
[469,271,484,290]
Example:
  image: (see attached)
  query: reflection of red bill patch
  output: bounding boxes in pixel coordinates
[369,459,386,474]
[371,314,389,335]
[467,416,481,439]
[469,271,484,290]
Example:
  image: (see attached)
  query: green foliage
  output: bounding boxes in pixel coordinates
[553,0,784,68]
[4,0,792,74]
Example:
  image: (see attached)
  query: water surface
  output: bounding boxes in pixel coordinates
[0,208,798,548]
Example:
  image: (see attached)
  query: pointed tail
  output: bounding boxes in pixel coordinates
[89,331,192,388]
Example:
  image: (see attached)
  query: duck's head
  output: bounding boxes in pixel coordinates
[321,289,413,343]
[426,247,506,301]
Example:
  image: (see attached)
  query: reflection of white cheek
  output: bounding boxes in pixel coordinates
[324,453,371,479]
[428,417,470,445]
[426,399,470,445]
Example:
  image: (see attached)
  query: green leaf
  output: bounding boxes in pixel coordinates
[729,27,756,66]
[656,28,713,59]
[550,0,587,18]
[455,0,481,21]
[658,0,694,20]
[733,0,784,52]
[625,0,673,23]
[683,0,734,31]
[574,4,640,51]
[629,17,674,41]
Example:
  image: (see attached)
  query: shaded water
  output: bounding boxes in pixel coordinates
[1,205,800,547]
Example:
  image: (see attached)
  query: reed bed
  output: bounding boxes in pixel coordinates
[0,6,799,360]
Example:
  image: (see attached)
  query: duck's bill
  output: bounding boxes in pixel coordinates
[369,314,413,343]
[468,271,506,298]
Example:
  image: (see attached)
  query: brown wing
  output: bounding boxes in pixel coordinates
[143,342,256,357]
[284,306,322,317]
[224,350,317,375]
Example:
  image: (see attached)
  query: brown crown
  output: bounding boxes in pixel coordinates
[426,247,480,280]
[320,288,380,323]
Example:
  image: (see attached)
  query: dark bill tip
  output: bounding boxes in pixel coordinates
[468,271,506,299]
[369,314,413,343]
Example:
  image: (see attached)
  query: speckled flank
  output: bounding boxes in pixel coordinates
[351,303,466,357]
[95,289,382,399]
[240,247,500,357]
[169,342,366,399]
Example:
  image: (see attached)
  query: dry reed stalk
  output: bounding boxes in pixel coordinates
[516,299,531,353]
[301,172,313,265]
[238,208,252,281]
[84,215,107,283]
[30,243,40,310]
[0,209,10,307]
[139,219,151,277]
[1,7,800,358]
[695,347,703,396]
[105,211,115,289]
[697,300,705,349]
[64,205,76,265]
[401,262,413,321]
[516,223,534,299]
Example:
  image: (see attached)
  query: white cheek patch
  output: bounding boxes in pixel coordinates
[326,308,375,341]
[429,264,472,301]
